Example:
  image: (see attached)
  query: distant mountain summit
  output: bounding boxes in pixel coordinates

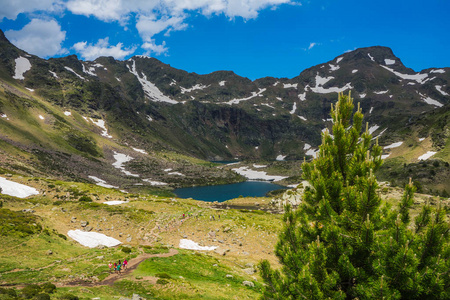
[0,29,448,193]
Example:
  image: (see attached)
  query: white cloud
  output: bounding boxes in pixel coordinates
[142,40,168,55]
[136,14,187,40]
[308,42,316,50]
[73,38,136,60]
[0,0,59,20]
[66,0,125,22]
[64,0,294,21]
[5,19,66,57]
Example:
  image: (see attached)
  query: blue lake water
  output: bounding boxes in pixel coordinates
[174,181,286,202]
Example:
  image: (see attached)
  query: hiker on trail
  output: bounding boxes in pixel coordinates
[114,262,117,274]
[123,259,128,270]
[108,262,113,273]
[117,262,121,274]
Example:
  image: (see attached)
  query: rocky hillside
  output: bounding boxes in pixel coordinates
[0,29,449,193]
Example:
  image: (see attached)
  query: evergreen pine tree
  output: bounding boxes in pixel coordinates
[259,92,449,299]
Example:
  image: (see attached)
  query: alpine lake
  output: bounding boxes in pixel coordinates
[174,181,287,202]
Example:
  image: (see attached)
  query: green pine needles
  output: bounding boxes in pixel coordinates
[259,92,449,299]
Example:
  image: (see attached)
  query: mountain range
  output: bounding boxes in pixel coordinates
[0,29,448,195]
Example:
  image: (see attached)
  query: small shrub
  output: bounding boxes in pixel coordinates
[156,279,169,285]
[121,247,132,254]
[34,294,51,300]
[40,282,56,294]
[0,287,17,298]
[78,196,92,202]
[57,233,67,240]
[21,284,40,299]
[156,273,172,279]
[58,294,79,300]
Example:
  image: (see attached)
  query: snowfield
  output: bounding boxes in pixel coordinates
[179,239,217,251]
[103,201,128,205]
[68,230,122,248]
[384,141,403,149]
[0,177,39,198]
[128,59,177,104]
[225,88,266,105]
[418,151,437,161]
[64,66,86,80]
[13,57,31,80]
[232,166,287,181]
[112,152,140,177]
[88,176,118,189]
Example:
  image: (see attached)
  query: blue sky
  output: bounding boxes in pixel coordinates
[0,0,449,80]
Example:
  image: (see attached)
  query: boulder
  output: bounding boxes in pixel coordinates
[243,268,256,275]
[242,281,255,287]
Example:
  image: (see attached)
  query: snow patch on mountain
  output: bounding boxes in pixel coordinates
[179,239,217,251]
[418,93,443,107]
[298,92,306,101]
[311,74,352,94]
[352,69,358,73]
[384,59,395,65]
[374,90,388,94]
[219,81,226,86]
[112,152,139,177]
[142,178,168,186]
[381,65,428,83]
[329,64,340,71]
[418,151,437,161]
[68,230,121,248]
[232,166,287,181]
[82,63,97,76]
[89,118,112,138]
[384,141,403,149]
[435,85,449,96]
[421,96,443,107]
[306,148,319,158]
[336,57,343,64]
[225,88,266,105]
[276,155,286,161]
[430,69,445,74]
[0,176,39,198]
[283,83,298,89]
[132,147,147,154]
[368,53,375,61]
[181,84,209,94]
[64,66,86,80]
[13,57,31,80]
[127,59,177,104]
[88,176,118,189]
[49,70,58,79]
[315,74,334,86]
[290,102,297,114]
[368,125,379,135]
[311,83,353,94]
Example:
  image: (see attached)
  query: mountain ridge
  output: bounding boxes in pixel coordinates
[0,29,448,194]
